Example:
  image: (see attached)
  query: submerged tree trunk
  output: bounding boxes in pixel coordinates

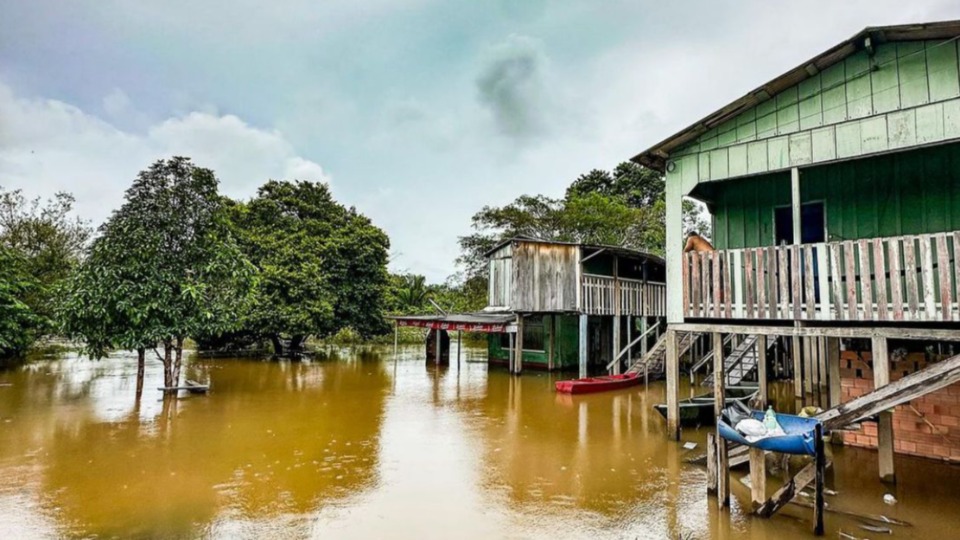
[135,347,146,399]
[162,340,174,389]
[270,335,284,357]
[172,336,184,388]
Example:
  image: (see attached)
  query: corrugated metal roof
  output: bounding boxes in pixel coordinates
[631,20,960,171]
[483,236,666,266]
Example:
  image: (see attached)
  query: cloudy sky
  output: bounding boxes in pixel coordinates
[2,1,959,281]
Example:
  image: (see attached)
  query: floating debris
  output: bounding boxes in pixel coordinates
[883,493,898,505]
[682,441,697,450]
[859,523,893,534]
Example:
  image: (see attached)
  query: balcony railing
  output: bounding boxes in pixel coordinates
[581,274,666,316]
[682,231,960,322]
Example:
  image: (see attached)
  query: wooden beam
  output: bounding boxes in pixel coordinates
[706,432,717,494]
[816,350,960,429]
[814,423,826,536]
[671,322,960,342]
[756,461,818,518]
[613,315,621,375]
[713,332,729,508]
[873,335,895,483]
[792,334,803,398]
[804,337,814,394]
[515,317,524,375]
[757,334,768,409]
[578,314,588,378]
[828,338,841,408]
[750,447,766,510]
[665,329,680,441]
[791,167,802,246]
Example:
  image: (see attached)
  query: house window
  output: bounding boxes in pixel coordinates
[499,333,512,349]
[522,315,545,351]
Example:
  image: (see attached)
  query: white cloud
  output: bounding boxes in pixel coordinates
[0,81,330,227]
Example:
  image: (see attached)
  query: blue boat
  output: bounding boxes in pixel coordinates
[717,404,822,456]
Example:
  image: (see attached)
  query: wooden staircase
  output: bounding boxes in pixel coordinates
[703,334,770,387]
[626,331,700,377]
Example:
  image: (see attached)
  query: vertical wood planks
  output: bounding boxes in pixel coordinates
[724,250,733,318]
[691,254,701,318]
[873,238,888,320]
[792,245,802,320]
[757,249,768,319]
[713,251,722,318]
[804,245,815,319]
[920,234,936,320]
[816,245,829,320]
[682,253,691,317]
[844,241,858,320]
[937,233,952,321]
[767,247,777,319]
[858,239,873,320]
[904,237,919,319]
[829,243,844,320]
[701,252,710,318]
[778,247,789,319]
[745,249,756,318]
[955,232,960,320]
[889,238,903,321]
[733,250,744,318]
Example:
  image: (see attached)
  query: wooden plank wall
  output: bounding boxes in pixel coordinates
[511,242,578,312]
[682,231,960,321]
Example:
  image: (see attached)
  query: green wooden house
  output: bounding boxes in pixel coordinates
[633,21,960,483]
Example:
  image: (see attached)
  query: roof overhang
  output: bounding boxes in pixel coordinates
[483,236,666,267]
[387,312,517,333]
[632,20,960,171]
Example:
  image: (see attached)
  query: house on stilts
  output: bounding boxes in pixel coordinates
[632,19,960,494]
[391,237,668,376]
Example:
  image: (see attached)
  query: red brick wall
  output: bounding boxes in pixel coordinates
[838,349,960,463]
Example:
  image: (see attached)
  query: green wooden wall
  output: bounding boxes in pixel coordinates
[710,142,960,250]
[487,314,581,369]
[668,39,960,191]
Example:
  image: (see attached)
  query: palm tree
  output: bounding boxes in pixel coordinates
[397,274,429,310]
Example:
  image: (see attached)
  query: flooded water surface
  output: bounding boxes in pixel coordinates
[1,346,959,539]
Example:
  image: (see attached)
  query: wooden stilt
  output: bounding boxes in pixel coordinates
[803,337,814,394]
[818,337,828,389]
[508,332,515,372]
[872,336,895,483]
[792,334,803,398]
[814,423,826,535]
[757,334,768,409]
[578,314,588,379]
[457,330,462,367]
[626,316,632,370]
[713,332,729,508]
[706,432,717,494]
[612,314,621,375]
[435,328,442,366]
[665,329,680,441]
[515,316,524,375]
[828,338,841,408]
[547,315,555,371]
[750,447,766,510]
[393,321,398,359]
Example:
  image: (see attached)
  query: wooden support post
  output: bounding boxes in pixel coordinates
[508,332,515,372]
[872,336,895,483]
[665,329,680,441]
[579,314,588,379]
[639,317,648,357]
[515,316,524,375]
[814,423,826,535]
[713,332,729,508]
[457,330,462,367]
[818,337,827,389]
[626,316,632,368]
[804,337,814,394]
[435,328,442,366]
[612,315,621,375]
[547,315,555,371]
[757,334,768,409]
[792,334,803,398]
[706,432,717,494]
[750,447,766,510]
[828,338,841,408]
[717,424,730,508]
[393,321,398,359]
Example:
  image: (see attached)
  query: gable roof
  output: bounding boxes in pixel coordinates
[483,236,665,266]
[632,20,960,172]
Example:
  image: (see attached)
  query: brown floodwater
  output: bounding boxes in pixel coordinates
[1,346,959,539]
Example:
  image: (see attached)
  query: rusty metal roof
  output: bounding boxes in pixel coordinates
[631,20,960,171]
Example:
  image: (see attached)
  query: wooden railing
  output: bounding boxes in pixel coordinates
[581,274,666,316]
[682,231,960,322]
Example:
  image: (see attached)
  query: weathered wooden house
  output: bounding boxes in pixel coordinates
[392,237,668,375]
[484,238,667,375]
[634,21,960,481]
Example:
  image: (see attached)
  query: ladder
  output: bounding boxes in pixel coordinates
[625,331,700,377]
[703,334,770,387]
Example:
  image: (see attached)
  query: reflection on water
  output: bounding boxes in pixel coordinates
[1,345,959,539]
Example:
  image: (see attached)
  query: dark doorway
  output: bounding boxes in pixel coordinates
[774,202,826,245]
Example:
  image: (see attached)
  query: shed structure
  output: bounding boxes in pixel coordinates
[634,20,960,490]
[484,238,667,376]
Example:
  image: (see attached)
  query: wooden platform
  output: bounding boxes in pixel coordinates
[157,380,209,394]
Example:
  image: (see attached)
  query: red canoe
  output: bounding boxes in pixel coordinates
[555,373,642,395]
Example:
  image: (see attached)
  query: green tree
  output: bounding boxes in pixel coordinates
[225,181,391,356]
[60,157,255,394]
[0,247,42,358]
[0,188,90,336]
